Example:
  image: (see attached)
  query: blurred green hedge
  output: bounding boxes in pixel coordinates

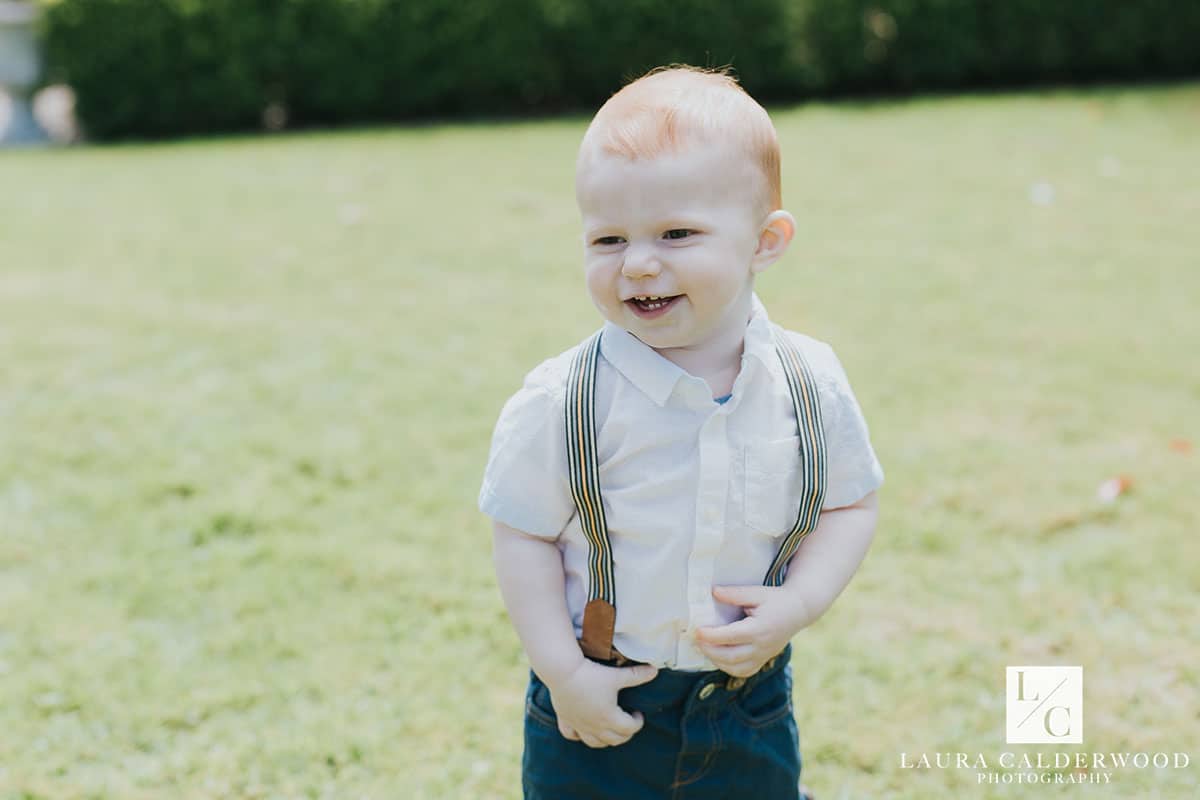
[37,0,1200,139]
[794,0,1200,90]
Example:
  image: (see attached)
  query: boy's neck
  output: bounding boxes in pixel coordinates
[650,302,752,399]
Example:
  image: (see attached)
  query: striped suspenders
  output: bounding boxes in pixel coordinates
[762,326,828,586]
[564,325,828,663]
[564,330,617,661]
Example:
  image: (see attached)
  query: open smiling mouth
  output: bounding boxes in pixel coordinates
[626,294,683,317]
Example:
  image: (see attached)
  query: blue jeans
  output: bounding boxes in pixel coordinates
[522,643,801,799]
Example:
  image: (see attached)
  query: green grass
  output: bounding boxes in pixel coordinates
[1,82,1198,799]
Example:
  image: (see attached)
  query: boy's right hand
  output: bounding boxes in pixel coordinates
[543,661,659,748]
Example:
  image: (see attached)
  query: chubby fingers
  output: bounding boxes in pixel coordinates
[695,641,761,677]
[571,727,632,748]
[620,709,646,737]
[579,732,606,748]
[695,616,758,646]
[695,638,756,661]
[592,728,632,747]
[560,710,646,748]
[717,659,761,678]
[613,663,658,688]
[595,708,646,747]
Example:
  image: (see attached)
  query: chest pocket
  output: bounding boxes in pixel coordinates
[744,435,805,536]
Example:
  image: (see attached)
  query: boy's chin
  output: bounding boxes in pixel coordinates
[625,325,689,350]
[597,305,690,348]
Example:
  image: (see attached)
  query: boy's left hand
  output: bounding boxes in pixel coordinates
[693,585,810,677]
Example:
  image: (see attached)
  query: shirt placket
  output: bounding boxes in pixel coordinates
[677,387,733,668]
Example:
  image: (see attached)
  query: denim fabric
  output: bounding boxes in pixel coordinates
[522,643,801,800]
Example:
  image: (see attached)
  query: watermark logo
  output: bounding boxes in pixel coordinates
[1006,666,1082,744]
[899,665,1190,786]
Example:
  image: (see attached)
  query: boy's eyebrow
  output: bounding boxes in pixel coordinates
[583,215,712,236]
[582,226,616,239]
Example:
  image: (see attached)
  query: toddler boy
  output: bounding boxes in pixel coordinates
[480,65,884,799]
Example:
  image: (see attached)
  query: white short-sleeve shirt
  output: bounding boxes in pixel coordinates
[479,294,884,670]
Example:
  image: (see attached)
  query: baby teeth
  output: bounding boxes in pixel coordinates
[630,294,672,311]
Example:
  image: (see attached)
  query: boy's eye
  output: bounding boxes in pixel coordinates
[663,229,695,240]
[594,236,625,246]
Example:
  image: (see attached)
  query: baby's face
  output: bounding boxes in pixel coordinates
[576,141,768,352]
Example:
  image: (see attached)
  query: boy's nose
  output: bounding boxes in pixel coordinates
[620,243,661,278]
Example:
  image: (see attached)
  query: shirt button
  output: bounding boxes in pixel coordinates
[698,683,717,700]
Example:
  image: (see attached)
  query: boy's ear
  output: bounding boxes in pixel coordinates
[750,211,796,274]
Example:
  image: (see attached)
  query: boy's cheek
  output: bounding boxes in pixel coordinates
[584,276,626,318]
[583,265,610,298]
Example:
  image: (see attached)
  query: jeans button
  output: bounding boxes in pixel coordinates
[698,682,717,700]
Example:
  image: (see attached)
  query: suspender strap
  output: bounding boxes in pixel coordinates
[763,324,828,586]
[563,325,828,662]
[564,331,618,661]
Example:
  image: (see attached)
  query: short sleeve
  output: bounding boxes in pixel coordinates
[809,342,885,509]
[478,361,575,540]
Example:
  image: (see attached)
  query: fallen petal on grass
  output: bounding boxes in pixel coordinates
[1029,181,1055,206]
[1095,475,1133,504]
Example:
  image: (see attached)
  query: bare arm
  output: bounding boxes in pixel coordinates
[491,519,586,688]
[491,518,658,748]
[696,490,881,675]
[779,489,880,631]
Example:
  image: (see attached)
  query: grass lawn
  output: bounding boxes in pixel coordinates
[1,82,1198,799]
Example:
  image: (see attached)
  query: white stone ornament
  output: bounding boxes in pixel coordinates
[0,1,50,145]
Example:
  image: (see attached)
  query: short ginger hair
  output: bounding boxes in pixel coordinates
[577,65,782,217]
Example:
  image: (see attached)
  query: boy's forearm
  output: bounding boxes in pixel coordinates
[779,491,879,633]
[491,519,586,689]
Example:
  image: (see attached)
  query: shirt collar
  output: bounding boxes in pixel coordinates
[599,292,778,408]
[743,293,778,373]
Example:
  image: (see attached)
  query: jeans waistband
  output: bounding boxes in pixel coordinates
[607,642,792,713]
